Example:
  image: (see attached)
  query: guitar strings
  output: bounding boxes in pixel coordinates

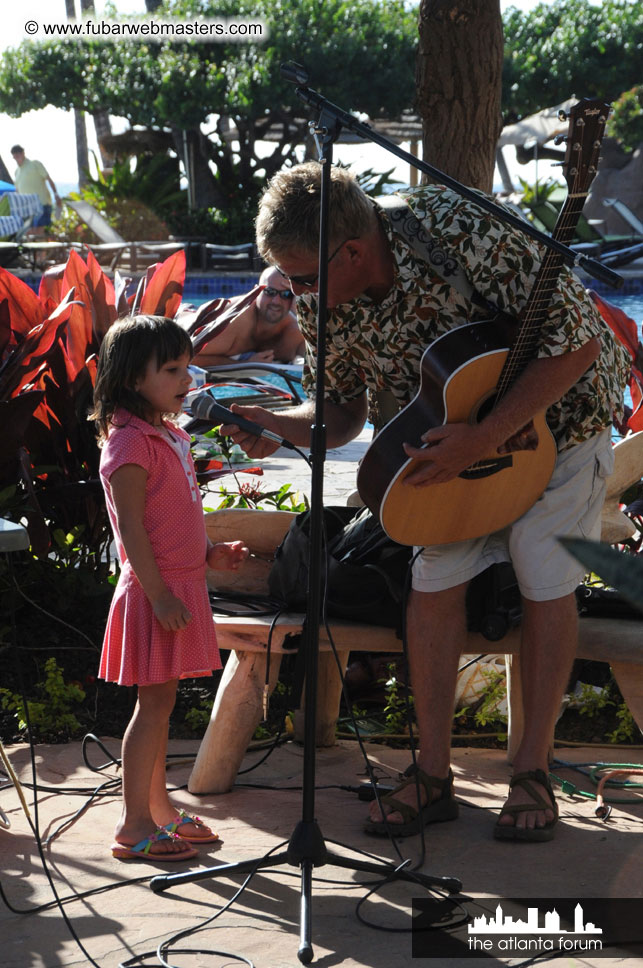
[493,109,605,403]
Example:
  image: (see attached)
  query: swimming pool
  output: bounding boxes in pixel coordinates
[181,274,643,321]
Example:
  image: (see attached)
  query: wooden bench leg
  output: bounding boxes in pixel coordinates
[294,650,350,747]
[188,650,283,794]
[611,661,643,738]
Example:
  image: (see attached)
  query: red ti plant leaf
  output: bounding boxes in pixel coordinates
[0,292,75,400]
[186,286,263,353]
[0,296,10,359]
[61,250,100,385]
[0,267,44,347]
[589,290,643,433]
[85,249,117,338]
[137,249,186,318]
[38,264,67,318]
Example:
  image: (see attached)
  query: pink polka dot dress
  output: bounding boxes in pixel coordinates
[98,409,220,686]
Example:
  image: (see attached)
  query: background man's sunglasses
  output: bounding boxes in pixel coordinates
[263,286,294,300]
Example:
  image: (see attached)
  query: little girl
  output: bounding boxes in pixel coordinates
[92,314,247,862]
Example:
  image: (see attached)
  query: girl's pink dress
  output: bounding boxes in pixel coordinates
[98,409,220,686]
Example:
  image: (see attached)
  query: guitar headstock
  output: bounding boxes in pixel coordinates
[560,98,611,197]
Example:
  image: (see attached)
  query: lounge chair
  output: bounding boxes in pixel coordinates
[64,198,185,272]
[201,242,258,270]
[201,360,304,410]
[0,192,73,268]
[603,198,643,238]
[0,191,43,238]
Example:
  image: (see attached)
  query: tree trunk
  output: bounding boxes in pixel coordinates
[417,0,503,191]
[74,112,90,186]
[170,126,223,210]
[65,0,90,186]
[80,0,114,170]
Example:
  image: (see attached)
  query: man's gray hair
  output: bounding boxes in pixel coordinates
[256,162,376,262]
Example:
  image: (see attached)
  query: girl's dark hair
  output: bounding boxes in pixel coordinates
[90,315,193,440]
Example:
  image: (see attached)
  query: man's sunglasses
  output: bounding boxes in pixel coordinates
[263,286,294,300]
[274,237,358,288]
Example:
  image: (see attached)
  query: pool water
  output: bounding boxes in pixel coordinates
[604,291,643,322]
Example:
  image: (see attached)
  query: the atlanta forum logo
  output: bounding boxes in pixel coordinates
[468,900,602,954]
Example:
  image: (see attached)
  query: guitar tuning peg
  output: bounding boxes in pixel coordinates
[558,110,568,121]
[553,134,567,146]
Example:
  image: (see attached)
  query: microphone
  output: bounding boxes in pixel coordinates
[186,393,296,451]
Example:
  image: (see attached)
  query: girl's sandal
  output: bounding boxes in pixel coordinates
[363,766,459,837]
[112,827,198,861]
[493,768,559,842]
[164,808,220,844]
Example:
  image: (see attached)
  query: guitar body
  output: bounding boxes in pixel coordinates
[357,316,557,546]
[357,98,609,547]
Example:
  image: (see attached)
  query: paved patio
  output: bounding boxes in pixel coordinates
[1,737,643,968]
[3,431,643,966]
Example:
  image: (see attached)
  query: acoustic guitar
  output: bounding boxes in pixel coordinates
[357,98,610,546]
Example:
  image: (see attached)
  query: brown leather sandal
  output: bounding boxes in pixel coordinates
[363,766,459,837]
[494,768,559,842]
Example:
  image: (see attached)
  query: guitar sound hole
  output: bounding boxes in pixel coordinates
[473,393,498,424]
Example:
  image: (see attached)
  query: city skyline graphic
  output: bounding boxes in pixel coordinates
[469,902,603,935]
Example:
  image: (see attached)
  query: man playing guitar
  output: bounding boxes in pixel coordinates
[222,160,629,842]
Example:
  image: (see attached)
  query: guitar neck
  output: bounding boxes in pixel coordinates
[496,192,585,395]
[495,97,610,398]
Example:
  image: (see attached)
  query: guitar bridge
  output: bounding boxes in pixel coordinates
[459,456,513,480]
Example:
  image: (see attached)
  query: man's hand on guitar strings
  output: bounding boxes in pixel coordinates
[402,421,497,485]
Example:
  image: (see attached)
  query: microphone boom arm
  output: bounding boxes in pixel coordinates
[284,66,622,290]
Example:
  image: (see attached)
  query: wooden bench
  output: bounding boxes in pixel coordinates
[188,433,643,795]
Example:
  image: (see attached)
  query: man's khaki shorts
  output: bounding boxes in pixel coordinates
[412,429,613,602]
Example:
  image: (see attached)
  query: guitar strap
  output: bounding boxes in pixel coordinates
[376,194,497,312]
[372,195,498,428]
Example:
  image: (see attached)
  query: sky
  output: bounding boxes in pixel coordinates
[0,0,599,196]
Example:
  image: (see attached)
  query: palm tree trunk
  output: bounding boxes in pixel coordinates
[65,0,90,186]
[80,0,114,171]
[417,0,503,192]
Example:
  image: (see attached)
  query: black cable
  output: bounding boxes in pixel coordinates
[2,550,103,967]
[126,841,290,968]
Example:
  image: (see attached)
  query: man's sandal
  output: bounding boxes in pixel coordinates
[363,766,458,837]
[493,769,559,843]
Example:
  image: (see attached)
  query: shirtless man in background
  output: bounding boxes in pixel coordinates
[193,266,304,367]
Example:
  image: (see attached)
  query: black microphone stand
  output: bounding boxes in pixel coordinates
[150,67,464,964]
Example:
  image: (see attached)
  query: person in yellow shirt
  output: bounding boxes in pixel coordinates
[11,145,60,229]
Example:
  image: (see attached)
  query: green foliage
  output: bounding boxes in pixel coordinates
[570,679,640,745]
[196,429,309,510]
[517,177,561,206]
[0,657,86,741]
[607,704,638,744]
[608,85,643,152]
[0,0,417,219]
[207,479,309,511]
[575,681,613,718]
[381,663,413,734]
[472,668,508,729]
[502,1,643,120]
[183,694,212,732]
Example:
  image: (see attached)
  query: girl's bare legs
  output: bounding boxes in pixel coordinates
[114,679,189,856]
[149,711,217,840]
